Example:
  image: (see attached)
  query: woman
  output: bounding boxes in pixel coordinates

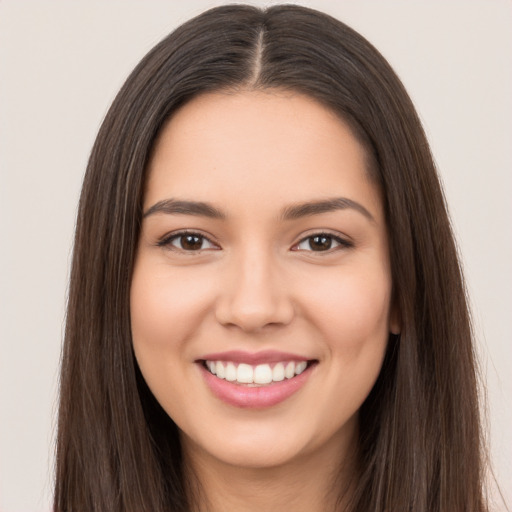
[54,4,487,511]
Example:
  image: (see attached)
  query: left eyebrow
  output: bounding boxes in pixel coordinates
[280,197,375,222]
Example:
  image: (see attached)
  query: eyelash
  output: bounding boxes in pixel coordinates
[157,230,219,252]
[292,232,353,252]
[157,230,353,253]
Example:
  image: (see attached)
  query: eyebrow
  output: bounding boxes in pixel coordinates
[280,197,374,222]
[143,197,374,222]
[143,199,226,219]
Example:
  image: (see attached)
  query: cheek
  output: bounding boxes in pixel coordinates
[129,260,221,423]
[304,268,392,345]
[299,261,392,403]
[129,261,217,387]
[302,268,391,424]
[131,263,209,342]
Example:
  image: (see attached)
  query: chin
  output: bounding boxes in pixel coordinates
[179,411,357,473]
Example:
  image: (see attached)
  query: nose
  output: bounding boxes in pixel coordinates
[214,247,295,333]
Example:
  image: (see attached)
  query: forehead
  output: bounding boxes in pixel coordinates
[145,90,383,223]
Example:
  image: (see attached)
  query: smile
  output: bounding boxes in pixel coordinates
[204,360,308,386]
[197,352,317,408]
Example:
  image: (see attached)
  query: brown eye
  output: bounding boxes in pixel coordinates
[178,234,203,250]
[159,232,218,251]
[294,233,352,252]
[308,235,332,251]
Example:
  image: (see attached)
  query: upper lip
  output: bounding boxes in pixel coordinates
[198,350,313,365]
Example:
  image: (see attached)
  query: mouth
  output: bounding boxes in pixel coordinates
[196,353,318,408]
[201,359,316,386]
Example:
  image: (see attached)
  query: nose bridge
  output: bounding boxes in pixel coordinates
[215,242,293,331]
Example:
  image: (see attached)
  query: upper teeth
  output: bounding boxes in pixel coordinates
[206,360,308,385]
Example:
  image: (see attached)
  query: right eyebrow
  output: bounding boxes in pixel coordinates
[143,199,226,220]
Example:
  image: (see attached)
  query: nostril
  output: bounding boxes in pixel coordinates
[214,285,295,332]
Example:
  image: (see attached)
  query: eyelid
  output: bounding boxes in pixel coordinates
[157,229,221,252]
[155,228,352,253]
[291,230,353,252]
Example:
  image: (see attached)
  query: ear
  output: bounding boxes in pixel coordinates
[389,301,401,335]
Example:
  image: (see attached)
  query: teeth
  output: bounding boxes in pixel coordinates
[237,363,253,383]
[205,360,310,385]
[285,362,295,379]
[254,364,272,384]
[216,361,226,379]
[225,362,237,381]
[295,361,307,375]
[272,362,285,382]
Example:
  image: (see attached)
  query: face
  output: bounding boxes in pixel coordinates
[131,90,398,471]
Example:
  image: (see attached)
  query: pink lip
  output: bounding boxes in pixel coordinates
[198,350,309,365]
[198,361,316,409]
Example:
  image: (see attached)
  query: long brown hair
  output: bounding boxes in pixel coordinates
[54,5,486,511]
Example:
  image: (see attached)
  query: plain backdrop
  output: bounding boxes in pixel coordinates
[0,1,510,511]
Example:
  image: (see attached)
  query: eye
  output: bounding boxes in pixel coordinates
[293,233,352,252]
[158,231,219,252]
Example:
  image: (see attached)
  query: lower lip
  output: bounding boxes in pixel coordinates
[199,363,315,409]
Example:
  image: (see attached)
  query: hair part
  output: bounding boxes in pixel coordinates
[55,5,487,511]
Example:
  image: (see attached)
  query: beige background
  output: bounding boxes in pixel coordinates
[0,1,510,510]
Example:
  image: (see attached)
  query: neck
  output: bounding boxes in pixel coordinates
[183,421,358,512]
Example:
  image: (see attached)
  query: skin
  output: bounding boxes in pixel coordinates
[131,90,399,512]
